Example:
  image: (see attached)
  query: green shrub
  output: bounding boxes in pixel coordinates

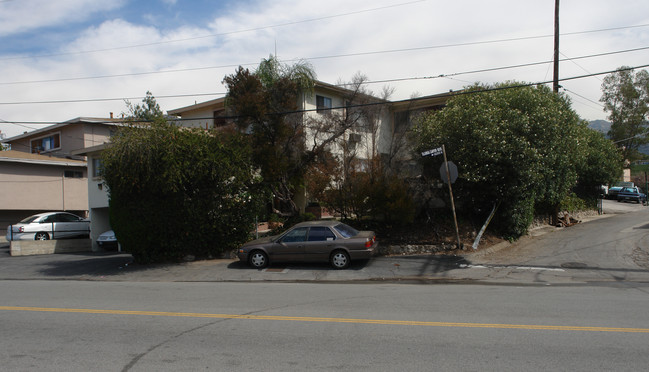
[102,122,265,263]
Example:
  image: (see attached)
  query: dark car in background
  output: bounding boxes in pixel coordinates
[616,187,646,204]
[237,220,377,269]
[607,186,624,199]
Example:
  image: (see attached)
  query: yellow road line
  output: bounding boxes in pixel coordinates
[2,306,649,333]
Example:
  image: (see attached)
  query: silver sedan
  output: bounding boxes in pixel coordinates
[6,212,90,241]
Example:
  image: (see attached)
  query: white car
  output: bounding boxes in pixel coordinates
[6,212,90,241]
[97,230,119,251]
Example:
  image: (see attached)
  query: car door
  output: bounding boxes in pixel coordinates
[304,226,337,261]
[271,227,308,261]
[52,213,88,239]
[37,215,57,238]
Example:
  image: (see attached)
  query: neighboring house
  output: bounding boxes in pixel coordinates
[0,117,120,242]
[0,150,88,237]
[3,117,120,159]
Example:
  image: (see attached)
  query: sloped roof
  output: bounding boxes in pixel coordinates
[1,117,122,142]
[0,150,86,167]
[166,80,391,117]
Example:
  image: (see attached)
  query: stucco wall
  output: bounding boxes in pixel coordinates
[0,162,88,211]
[7,123,113,158]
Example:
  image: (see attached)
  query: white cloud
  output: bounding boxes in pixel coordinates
[1,0,649,137]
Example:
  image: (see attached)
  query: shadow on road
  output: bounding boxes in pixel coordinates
[35,252,136,277]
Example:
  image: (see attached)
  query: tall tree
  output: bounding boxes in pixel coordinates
[601,67,649,161]
[124,91,164,124]
[223,56,389,215]
[574,124,623,198]
[222,56,316,213]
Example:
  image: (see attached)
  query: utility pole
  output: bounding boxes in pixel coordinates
[553,0,560,93]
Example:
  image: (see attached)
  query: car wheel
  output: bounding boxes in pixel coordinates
[249,250,269,269]
[330,250,350,269]
[35,232,50,240]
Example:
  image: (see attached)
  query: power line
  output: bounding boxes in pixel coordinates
[1,46,646,106]
[1,29,648,86]
[350,46,649,86]
[0,92,225,106]
[4,63,647,126]
[562,87,604,108]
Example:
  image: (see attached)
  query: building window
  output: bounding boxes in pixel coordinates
[348,133,362,151]
[316,95,332,113]
[31,133,61,153]
[64,170,83,178]
[92,158,103,178]
[394,111,410,133]
[213,110,227,127]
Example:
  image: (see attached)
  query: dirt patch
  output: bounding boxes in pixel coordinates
[379,220,505,255]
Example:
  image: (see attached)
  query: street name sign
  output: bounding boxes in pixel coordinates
[421,147,443,157]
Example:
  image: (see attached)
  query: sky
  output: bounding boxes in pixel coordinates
[1,0,648,138]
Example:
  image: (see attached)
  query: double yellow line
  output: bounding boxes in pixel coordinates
[2,306,649,333]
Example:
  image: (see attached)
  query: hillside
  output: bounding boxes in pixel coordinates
[588,119,611,134]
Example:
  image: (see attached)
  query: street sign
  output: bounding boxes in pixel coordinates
[440,161,458,184]
[421,147,443,157]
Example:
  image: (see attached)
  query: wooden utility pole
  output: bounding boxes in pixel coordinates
[553,0,560,93]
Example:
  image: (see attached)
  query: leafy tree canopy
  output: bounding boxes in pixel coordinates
[601,67,649,161]
[222,55,317,213]
[124,91,164,123]
[102,94,265,263]
[413,82,596,238]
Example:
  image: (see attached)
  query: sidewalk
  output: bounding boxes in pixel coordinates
[0,201,642,283]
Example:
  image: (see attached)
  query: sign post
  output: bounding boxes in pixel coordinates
[422,145,462,249]
[440,145,462,249]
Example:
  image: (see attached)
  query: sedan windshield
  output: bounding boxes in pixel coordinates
[333,223,359,238]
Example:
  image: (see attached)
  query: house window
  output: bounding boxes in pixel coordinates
[92,158,103,178]
[348,133,362,151]
[31,133,61,153]
[64,170,83,178]
[316,95,332,113]
[213,110,227,127]
[394,111,410,133]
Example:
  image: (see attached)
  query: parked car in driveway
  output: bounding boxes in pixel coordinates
[6,212,90,241]
[97,230,118,251]
[616,187,646,204]
[607,186,624,199]
[237,220,377,269]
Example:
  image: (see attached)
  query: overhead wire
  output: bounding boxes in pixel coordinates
[0,46,647,107]
[3,63,647,126]
[1,37,647,86]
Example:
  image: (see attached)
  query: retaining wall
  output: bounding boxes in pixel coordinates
[10,239,92,256]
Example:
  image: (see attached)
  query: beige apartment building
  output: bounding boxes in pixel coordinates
[0,117,119,238]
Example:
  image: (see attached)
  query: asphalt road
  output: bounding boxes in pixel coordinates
[2,281,649,371]
[468,199,649,284]
[2,200,649,370]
